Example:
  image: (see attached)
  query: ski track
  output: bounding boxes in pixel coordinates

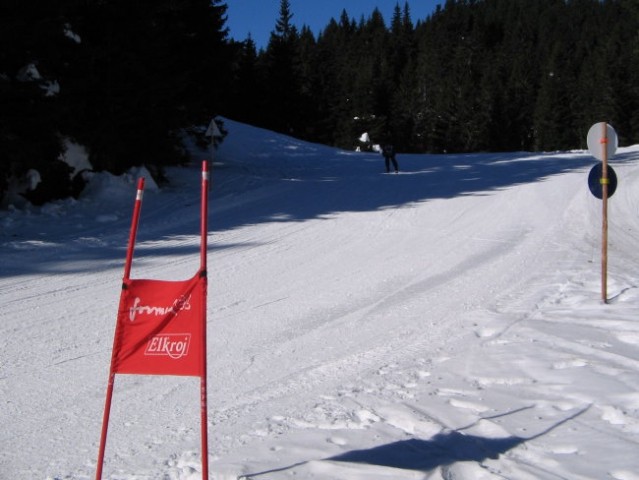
[2,121,639,479]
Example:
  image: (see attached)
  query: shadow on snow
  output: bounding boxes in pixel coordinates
[238,405,591,478]
[2,118,638,277]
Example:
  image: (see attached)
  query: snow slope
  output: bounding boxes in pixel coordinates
[2,119,639,480]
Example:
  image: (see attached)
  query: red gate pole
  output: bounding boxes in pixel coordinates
[199,161,210,479]
[96,177,146,480]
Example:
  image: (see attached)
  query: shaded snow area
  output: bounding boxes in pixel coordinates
[2,119,639,480]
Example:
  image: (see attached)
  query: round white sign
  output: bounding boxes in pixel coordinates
[587,122,618,161]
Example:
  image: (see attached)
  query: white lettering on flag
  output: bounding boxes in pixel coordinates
[144,334,191,359]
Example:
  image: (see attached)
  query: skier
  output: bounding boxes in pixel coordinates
[382,143,399,173]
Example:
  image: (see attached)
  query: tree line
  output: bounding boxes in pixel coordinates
[2,0,639,205]
[242,0,639,153]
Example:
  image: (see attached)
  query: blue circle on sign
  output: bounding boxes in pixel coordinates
[588,163,617,199]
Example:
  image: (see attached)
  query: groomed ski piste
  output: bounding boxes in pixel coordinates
[2,118,639,479]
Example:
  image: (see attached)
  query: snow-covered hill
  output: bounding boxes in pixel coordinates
[2,119,639,479]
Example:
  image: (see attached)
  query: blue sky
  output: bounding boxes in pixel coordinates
[225,0,444,49]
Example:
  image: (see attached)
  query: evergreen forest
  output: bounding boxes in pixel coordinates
[2,0,639,205]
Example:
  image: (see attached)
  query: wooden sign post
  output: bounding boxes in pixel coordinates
[586,122,618,303]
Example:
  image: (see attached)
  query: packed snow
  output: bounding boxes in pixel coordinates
[2,119,639,479]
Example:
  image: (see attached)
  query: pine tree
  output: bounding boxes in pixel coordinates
[296,26,319,139]
[0,1,71,205]
[230,37,264,126]
[69,0,231,174]
[388,3,418,149]
[534,41,575,151]
[628,15,639,140]
[313,12,356,146]
[262,0,304,135]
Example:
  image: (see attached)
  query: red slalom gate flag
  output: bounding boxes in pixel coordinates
[96,162,211,480]
[112,273,206,377]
